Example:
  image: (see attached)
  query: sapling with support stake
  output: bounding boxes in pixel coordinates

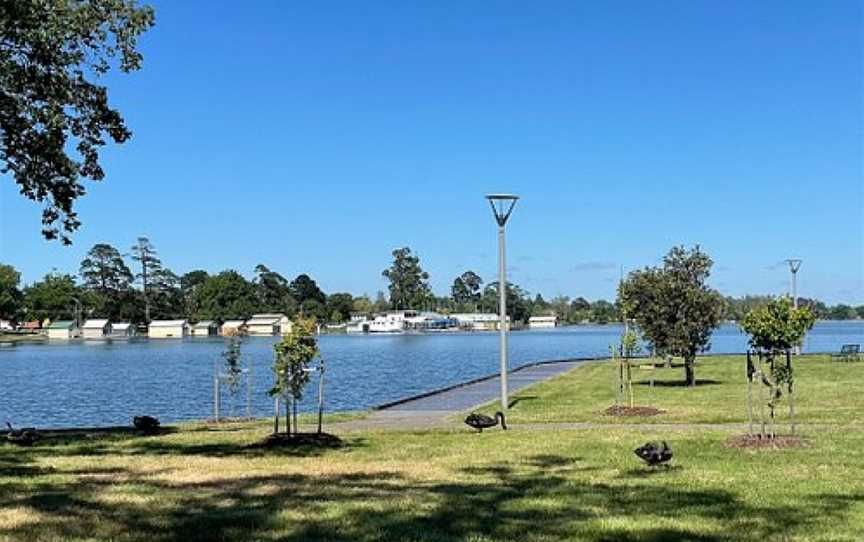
[270,316,321,436]
[213,334,253,422]
[740,297,815,439]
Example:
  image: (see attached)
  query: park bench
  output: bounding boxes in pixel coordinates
[832,344,860,362]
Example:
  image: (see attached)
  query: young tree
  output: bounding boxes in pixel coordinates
[740,297,816,437]
[1,0,155,243]
[741,297,817,355]
[618,245,725,387]
[130,237,163,323]
[451,270,483,307]
[382,247,431,310]
[270,316,319,435]
[0,264,23,321]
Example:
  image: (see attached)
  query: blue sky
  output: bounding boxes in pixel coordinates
[1,1,862,304]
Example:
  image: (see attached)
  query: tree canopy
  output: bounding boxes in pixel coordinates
[0,263,23,320]
[740,297,816,354]
[619,245,725,386]
[382,247,431,310]
[1,0,155,243]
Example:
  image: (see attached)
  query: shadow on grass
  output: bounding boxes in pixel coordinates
[634,379,723,387]
[508,395,539,408]
[1,452,859,542]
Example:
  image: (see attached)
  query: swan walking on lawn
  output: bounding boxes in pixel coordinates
[464,412,506,433]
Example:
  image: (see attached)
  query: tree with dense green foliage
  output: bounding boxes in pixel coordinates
[179,269,208,316]
[147,268,183,320]
[352,295,374,316]
[191,270,258,322]
[326,293,354,323]
[619,245,725,387]
[255,265,296,315]
[382,247,431,310]
[79,243,136,320]
[740,297,816,355]
[22,272,81,321]
[451,271,483,308]
[270,316,319,435]
[481,281,531,324]
[0,263,23,320]
[288,273,326,318]
[1,0,155,243]
[130,237,162,323]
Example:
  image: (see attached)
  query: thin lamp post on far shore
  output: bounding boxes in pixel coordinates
[486,194,519,412]
[786,258,802,354]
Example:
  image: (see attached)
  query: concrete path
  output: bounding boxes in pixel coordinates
[330,360,588,432]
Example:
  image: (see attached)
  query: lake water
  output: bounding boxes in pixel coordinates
[1,321,861,428]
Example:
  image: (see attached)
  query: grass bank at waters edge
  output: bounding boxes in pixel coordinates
[476,354,863,425]
[2,354,863,541]
[1,420,863,541]
[0,333,45,344]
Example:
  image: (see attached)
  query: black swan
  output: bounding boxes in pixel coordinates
[634,441,673,467]
[6,421,40,446]
[464,412,506,432]
[133,415,160,432]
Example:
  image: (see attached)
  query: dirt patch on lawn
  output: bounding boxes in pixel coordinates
[603,405,666,417]
[246,432,344,450]
[724,434,809,449]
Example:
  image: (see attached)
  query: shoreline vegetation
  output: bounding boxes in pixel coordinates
[2,354,861,541]
[2,244,862,333]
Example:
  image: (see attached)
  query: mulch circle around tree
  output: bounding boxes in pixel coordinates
[603,405,666,417]
[246,432,344,449]
[724,434,809,449]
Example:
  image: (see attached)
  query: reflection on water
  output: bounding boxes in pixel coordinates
[0,321,861,428]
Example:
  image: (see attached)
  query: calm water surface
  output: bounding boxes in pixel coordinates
[1,321,861,428]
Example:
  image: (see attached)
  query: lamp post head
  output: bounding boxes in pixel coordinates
[485,194,519,227]
[786,259,802,274]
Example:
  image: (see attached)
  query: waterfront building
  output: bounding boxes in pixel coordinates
[81,319,111,339]
[220,320,247,336]
[528,315,558,329]
[247,313,292,335]
[47,320,79,340]
[19,321,41,332]
[451,313,510,331]
[111,323,136,337]
[148,320,188,339]
[190,321,218,336]
[0,320,13,331]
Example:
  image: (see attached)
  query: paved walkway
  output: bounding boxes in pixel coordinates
[330,360,588,432]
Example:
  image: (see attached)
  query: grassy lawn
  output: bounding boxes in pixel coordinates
[1,354,862,541]
[478,354,863,425]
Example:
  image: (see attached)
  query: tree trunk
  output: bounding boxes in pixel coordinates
[684,355,696,387]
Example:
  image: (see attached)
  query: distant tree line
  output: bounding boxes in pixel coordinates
[0,243,861,326]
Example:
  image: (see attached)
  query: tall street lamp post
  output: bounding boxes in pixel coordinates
[786,258,803,354]
[486,194,519,411]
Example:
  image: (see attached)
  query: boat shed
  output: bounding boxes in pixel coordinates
[190,321,218,336]
[47,320,79,340]
[148,320,188,339]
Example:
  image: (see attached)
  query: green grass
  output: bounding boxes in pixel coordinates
[1,422,862,541]
[477,354,863,425]
[1,354,862,541]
